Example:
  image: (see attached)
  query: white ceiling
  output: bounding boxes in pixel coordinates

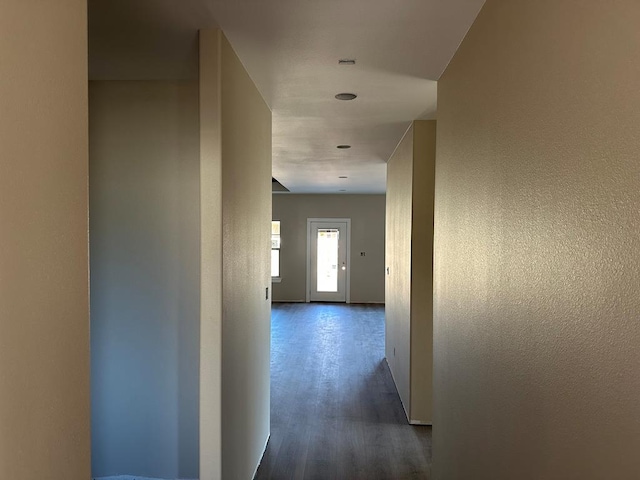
[89,0,485,193]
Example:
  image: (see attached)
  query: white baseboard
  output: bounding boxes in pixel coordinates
[251,433,271,480]
[409,420,433,426]
[384,358,432,426]
[94,476,198,480]
[272,300,385,304]
[384,357,410,423]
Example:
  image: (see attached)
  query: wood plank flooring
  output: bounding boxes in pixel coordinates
[254,303,432,480]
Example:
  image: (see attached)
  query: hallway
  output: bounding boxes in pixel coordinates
[254,303,431,480]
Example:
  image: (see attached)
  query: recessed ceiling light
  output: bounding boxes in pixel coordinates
[336,144,351,149]
[335,93,357,101]
[339,176,348,179]
[338,59,356,65]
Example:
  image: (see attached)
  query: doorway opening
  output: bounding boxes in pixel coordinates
[306,218,351,303]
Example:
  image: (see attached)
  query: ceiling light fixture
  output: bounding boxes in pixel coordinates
[338,59,356,65]
[336,145,351,149]
[335,93,357,101]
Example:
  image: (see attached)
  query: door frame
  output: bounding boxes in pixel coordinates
[306,218,351,303]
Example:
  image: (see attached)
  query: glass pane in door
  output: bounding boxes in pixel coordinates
[271,249,280,277]
[316,229,339,292]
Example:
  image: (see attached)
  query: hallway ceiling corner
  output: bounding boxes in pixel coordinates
[89,0,486,193]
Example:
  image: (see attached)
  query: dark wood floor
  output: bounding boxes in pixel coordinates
[254,303,432,480]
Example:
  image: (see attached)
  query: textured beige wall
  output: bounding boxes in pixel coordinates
[200,30,272,480]
[199,29,223,480]
[409,120,436,424]
[434,1,640,478]
[385,127,414,417]
[89,81,200,478]
[386,122,436,424]
[272,194,386,303]
[220,34,272,480]
[0,1,90,478]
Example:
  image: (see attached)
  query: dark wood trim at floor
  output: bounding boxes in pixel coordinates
[254,303,431,480]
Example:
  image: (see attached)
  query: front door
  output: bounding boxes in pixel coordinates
[308,220,349,302]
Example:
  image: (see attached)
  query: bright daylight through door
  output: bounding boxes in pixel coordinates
[308,219,349,302]
[316,229,339,292]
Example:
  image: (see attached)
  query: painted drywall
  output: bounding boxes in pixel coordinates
[272,194,386,303]
[434,1,640,478]
[0,1,90,478]
[90,81,200,479]
[385,122,436,424]
[199,29,223,480]
[199,30,272,480]
[219,32,273,480]
[385,127,414,418]
[409,120,436,424]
